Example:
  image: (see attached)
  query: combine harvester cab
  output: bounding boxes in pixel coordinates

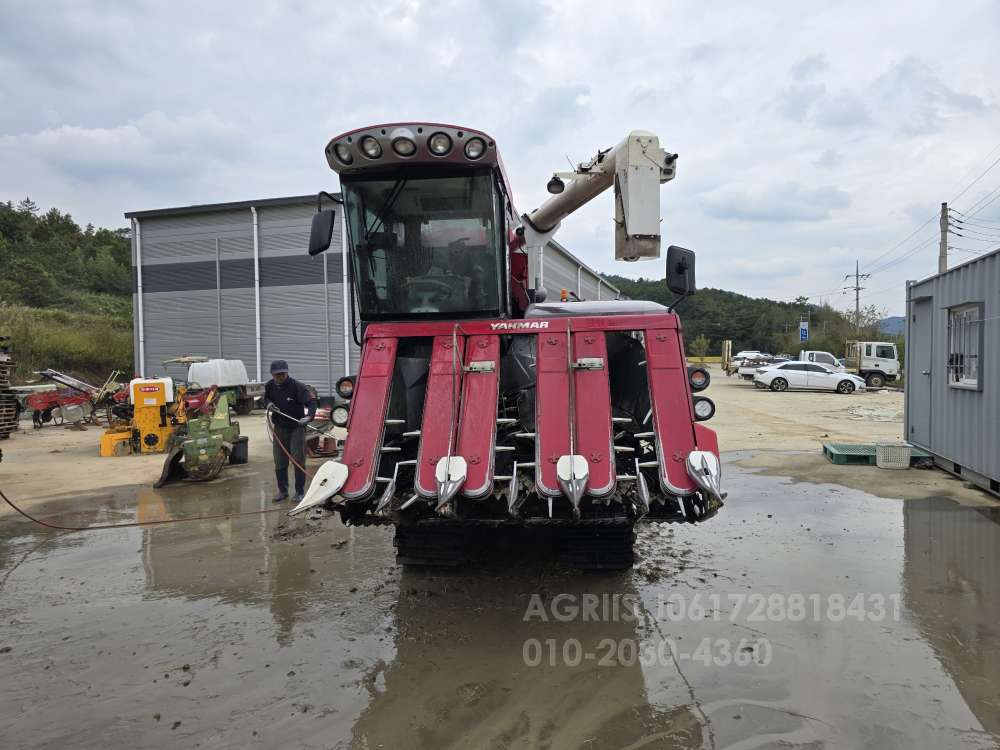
[292,123,723,567]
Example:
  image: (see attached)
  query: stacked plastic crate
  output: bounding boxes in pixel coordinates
[0,337,17,439]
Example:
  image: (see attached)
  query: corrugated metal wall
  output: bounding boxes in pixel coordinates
[132,201,354,397]
[139,209,252,371]
[542,243,579,300]
[906,249,999,485]
[525,240,620,301]
[258,202,344,395]
[579,267,603,301]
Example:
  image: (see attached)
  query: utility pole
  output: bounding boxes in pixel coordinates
[843,259,871,334]
[938,201,948,274]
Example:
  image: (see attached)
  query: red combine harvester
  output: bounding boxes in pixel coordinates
[291,123,724,567]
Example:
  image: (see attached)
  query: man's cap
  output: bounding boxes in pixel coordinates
[270,359,289,375]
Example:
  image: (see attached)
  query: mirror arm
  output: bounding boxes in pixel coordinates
[317,191,343,211]
[667,290,689,313]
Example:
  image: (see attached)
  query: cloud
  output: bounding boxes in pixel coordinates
[774,84,871,130]
[775,55,988,136]
[699,182,851,223]
[0,111,245,184]
[869,57,988,135]
[814,149,843,168]
[775,84,826,122]
[790,54,828,80]
[689,43,721,62]
[812,91,872,129]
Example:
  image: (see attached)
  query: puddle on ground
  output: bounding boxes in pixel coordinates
[1,458,999,748]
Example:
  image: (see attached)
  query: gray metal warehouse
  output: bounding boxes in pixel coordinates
[905,247,999,496]
[125,194,619,397]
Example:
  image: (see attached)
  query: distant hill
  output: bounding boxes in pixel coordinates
[879,316,906,336]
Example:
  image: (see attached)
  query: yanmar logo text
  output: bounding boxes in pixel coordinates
[489,321,549,331]
[138,385,161,392]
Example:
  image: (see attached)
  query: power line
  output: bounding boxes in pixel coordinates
[862,140,1000,272]
[866,234,938,275]
[862,215,936,271]
[947,221,1000,240]
[969,188,1000,218]
[961,182,1000,217]
[950,151,1000,204]
[948,211,1000,230]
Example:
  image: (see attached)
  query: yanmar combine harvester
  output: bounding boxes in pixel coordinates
[290,123,724,567]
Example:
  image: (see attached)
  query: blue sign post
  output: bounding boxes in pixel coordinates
[799,321,809,342]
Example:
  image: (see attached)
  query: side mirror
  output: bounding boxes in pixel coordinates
[308,209,336,256]
[666,245,696,296]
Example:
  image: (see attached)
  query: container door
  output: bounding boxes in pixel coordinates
[909,299,932,447]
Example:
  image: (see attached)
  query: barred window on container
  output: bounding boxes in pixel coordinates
[947,303,983,389]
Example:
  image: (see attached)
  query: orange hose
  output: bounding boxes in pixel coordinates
[0,487,284,532]
[0,416,319,536]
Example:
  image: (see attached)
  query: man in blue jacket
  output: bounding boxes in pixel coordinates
[263,360,316,502]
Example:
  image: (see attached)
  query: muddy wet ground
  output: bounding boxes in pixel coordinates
[2,453,1000,749]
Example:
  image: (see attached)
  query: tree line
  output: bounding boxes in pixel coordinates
[603,274,893,358]
[0,197,132,317]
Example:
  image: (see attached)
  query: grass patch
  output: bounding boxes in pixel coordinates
[0,303,133,384]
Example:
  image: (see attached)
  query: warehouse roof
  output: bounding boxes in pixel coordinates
[124,193,335,219]
[910,245,1000,288]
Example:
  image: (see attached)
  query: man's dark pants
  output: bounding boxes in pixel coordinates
[272,423,307,497]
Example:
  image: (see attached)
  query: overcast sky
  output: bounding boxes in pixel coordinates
[3,1,999,315]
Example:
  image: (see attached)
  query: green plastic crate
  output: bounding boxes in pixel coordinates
[822,443,931,467]
[822,443,877,466]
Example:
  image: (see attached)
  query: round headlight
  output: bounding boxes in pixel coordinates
[331,405,349,427]
[464,137,486,159]
[688,366,710,392]
[692,396,715,421]
[392,137,416,156]
[336,376,355,400]
[333,143,353,164]
[428,132,452,155]
[360,136,382,159]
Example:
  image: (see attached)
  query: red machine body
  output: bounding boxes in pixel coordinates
[292,123,723,565]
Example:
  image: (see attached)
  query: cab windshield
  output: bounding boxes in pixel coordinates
[342,170,503,321]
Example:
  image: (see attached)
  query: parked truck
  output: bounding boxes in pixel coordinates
[843,341,900,388]
[799,344,899,388]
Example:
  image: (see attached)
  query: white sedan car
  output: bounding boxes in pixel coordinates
[754,361,867,394]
